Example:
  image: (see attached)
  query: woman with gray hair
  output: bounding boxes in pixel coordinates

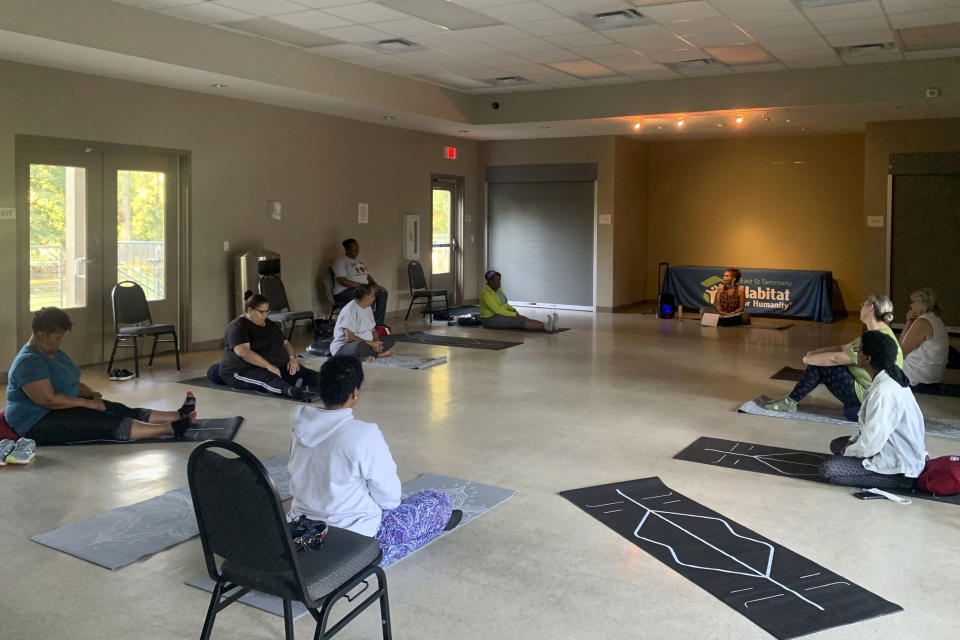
[766,295,902,421]
[330,284,395,361]
[899,288,949,386]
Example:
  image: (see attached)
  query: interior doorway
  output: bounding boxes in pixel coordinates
[16,139,186,367]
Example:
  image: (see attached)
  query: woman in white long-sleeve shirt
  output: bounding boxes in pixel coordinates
[287,355,461,566]
[818,330,926,490]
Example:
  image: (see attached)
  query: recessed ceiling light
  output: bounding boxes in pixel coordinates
[735,114,743,124]
[633,122,641,130]
[677,118,685,128]
[211,83,228,88]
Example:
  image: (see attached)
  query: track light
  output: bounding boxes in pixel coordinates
[633,122,641,130]
[735,114,744,124]
[677,118,685,128]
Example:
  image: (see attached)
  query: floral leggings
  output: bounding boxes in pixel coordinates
[789,365,861,422]
[376,490,453,567]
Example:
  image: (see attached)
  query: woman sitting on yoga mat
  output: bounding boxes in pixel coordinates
[287,356,461,565]
[818,330,926,490]
[220,292,318,399]
[5,307,196,445]
[699,268,750,325]
[479,270,558,332]
[899,288,949,387]
[329,284,395,361]
[766,295,901,421]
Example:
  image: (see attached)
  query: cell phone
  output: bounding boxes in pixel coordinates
[853,491,885,500]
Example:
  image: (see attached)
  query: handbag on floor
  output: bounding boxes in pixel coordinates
[916,455,960,496]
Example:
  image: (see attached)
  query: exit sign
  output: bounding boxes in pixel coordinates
[444,146,457,160]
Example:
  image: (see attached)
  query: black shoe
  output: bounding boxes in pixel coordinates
[109,369,135,381]
[288,385,306,400]
[443,509,463,531]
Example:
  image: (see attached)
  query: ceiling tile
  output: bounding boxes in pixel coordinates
[523,49,584,62]
[814,16,890,35]
[515,17,591,36]
[904,45,960,59]
[592,53,661,70]
[315,24,393,41]
[898,21,960,50]
[544,31,613,48]
[367,17,449,36]
[623,66,682,79]
[703,42,773,64]
[416,33,506,55]
[392,48,460,64]
[548,59,617,76]
[568,42,635,57]
[323,2,412,22]
[308,42,382,56]
[497,61,555,74]
[477,53,535,66]
[730,61,787,72]
[589,75,636,84]
[825,29,896,46]
[802,0,884,22]
[494,37,568,53]
[271,10,353,30]
[221,17,343,44]
[159,3,256,23]
[540,0,633,18]
[480,2,564,22]
[456,24,533,41]
[711,0,797,16]
[451,0,521,9]
[114,0,204,8]
[747,22,821,40]
[678,63,732,76]
[842,50,904,63]
[214,0,305,17]
[671,17,754,47]
[604,24,690,49]
[647,47,705,62]
[760,34,831,51]
[293,0,368,6]
[881,0,960,14]
[776,49,842,66]
[889,8,960,28]
[639,1,721,22]
[731,10,809,30]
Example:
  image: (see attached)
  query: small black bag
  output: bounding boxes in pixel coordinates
[289,515,328,552]
[314,318,333,340]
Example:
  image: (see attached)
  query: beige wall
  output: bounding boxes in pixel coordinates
[613,137,649,306]
[862,117,960,299]
[0,59,482,371]
[644,134,866,307]
[479,136,616,308]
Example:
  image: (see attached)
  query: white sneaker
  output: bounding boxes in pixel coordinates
[544,315,554,332]
[6,438,36,465]
[0,439,15,467]
[552,313,560,329]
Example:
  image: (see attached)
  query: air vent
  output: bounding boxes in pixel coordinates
[486,76,530,86]
[373,38,424,52]
[833,42,898,57]
[664,58,722,72]
[576,8,653,31]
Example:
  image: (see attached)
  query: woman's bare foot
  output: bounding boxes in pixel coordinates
[363,356,376,362]
[377,350,394,358]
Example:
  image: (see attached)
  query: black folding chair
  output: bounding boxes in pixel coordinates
[187,440,392,640]
[322,268,347,322]
[404,261,448,324]
[260,276,315,340]
[107,281,180,378]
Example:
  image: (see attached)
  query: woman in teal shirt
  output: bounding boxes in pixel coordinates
[6,307,196,445]
[479,271,557,332]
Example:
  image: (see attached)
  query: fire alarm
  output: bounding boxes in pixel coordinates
[925,88,941,98]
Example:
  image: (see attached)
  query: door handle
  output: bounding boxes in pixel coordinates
[75,257,87,279]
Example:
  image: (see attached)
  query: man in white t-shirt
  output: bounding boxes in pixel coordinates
[332,238,388,325]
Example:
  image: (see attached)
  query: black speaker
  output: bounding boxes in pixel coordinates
[657,293,676,319]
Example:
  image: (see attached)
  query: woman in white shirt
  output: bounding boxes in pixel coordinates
[818,330,926,490]
[899,288,949,386]
[330,285,395,361]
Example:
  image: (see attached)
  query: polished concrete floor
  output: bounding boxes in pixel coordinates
[2,311,959,640]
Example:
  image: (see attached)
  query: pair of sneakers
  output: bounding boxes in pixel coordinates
[544,313,560,333]
[109,368,135,381]
[0,438,37,466]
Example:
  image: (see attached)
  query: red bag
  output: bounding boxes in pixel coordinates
[916,455,960,496]
[0,411,20,442]
[374,325,391,337]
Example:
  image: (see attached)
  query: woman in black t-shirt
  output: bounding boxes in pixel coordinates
[219,293,318,399]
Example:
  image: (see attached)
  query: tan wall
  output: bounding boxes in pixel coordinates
[613,137,649,306]
[0,60,482,371]
[862,117,960,299]
[479,136,616,308]
[644,134,866,307]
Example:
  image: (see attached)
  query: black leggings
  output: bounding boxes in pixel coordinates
[818,436,916,490]
[25,401,151,445]
[789,365,861,421]
[223,364,319,396]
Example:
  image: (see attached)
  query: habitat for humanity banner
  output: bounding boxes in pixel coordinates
[662,266,834,323]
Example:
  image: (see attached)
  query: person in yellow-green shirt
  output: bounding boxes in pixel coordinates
[479,271,558,332]
[765,295,901,422]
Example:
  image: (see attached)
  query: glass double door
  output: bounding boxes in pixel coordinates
[17,142,180,366]
[431,176,461,305]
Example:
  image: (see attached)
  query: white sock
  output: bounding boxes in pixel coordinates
[552,313,560,328]
[544,316,554,332]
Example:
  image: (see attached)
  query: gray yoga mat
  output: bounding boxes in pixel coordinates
[177,376,322,402]
[61,417,243,445]
[297,352,447,370]
[390,332,522,350]
[31,454,291,570]
[186,473,517,619]
[739,395,960,439]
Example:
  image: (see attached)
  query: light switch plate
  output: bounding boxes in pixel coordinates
[866,215,884,228]
[598,214,612,225]
[0,207,15,220]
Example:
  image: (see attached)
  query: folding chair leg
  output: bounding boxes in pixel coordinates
[106,338,120,376]
[404,298,415,321]
[172,331,181,371]
[377,567,392,640]
[132,337,140,378]
[283,599,295,640]
[148,336,159,367]
[199,581,223,640]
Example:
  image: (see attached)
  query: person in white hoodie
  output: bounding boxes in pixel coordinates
[818,330,926,490]
[287,355,461,565]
